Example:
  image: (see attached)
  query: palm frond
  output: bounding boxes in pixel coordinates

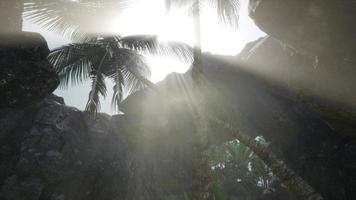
[159,41,193,63]
[166,0,240,29]
[24,0,132,41]
[207,0,240,29]
[85,72,107,118]
[115,49,152,97]
[48,43,106,88]
[121,35,193,63]
[120,35,159,53]
[110,68,124,112]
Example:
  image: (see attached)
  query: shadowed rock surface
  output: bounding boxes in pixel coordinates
[249,0,356,110]
[249,0,356,58]
[0,32,59,108]
[121,51,356,199]
[0,94,130,200]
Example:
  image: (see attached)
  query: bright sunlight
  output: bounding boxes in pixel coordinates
[112,0,265,82]
[23,0,265,112]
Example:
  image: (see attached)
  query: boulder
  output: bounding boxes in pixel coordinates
[249,0,356,58]
[0,32,59,108]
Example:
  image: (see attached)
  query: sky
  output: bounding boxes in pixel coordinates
[23,0,266,114]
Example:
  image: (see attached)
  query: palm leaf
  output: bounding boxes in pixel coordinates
[85,72,107,118]
[114,48,152,97]
[166,0,240,29]
[24,0,132,41]
[120,35,159,53]
[207,0,240,29]
[121,35,193,63]
[110,68,124,112]
[48,43,106,88]
[159,41,193,63]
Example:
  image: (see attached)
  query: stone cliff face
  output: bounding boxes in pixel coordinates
[0,32,129,200]
[0,94,130,200]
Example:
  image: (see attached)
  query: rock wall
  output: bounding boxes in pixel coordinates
[0,94,130,200]
[0,32,129,200]
[121,52,356,199]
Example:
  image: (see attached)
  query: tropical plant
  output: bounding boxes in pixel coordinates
[49,34,192,118]
[209,138,275,199]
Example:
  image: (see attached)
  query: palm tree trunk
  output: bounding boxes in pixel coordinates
[209,115,324,200]
[191,1,215,199]
[0,0,23,35]
[192,0,203,82]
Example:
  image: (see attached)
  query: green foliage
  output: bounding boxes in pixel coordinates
[208,138,275,199]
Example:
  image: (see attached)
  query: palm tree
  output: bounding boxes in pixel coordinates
[165,0,240,80]
[165,1,240,199]
[49,34,192,118]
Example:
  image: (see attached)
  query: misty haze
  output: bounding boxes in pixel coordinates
[1,1,355,200]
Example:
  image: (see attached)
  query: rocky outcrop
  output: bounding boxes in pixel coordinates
[0,32,59,108]
[121,52,356,199]
[248,0,356,112]
[0,94,129,200]
[0,31,129,200]
[249,0,356,58]
[2,47,355,199]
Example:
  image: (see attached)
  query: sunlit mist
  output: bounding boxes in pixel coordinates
[112,0,265,82]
